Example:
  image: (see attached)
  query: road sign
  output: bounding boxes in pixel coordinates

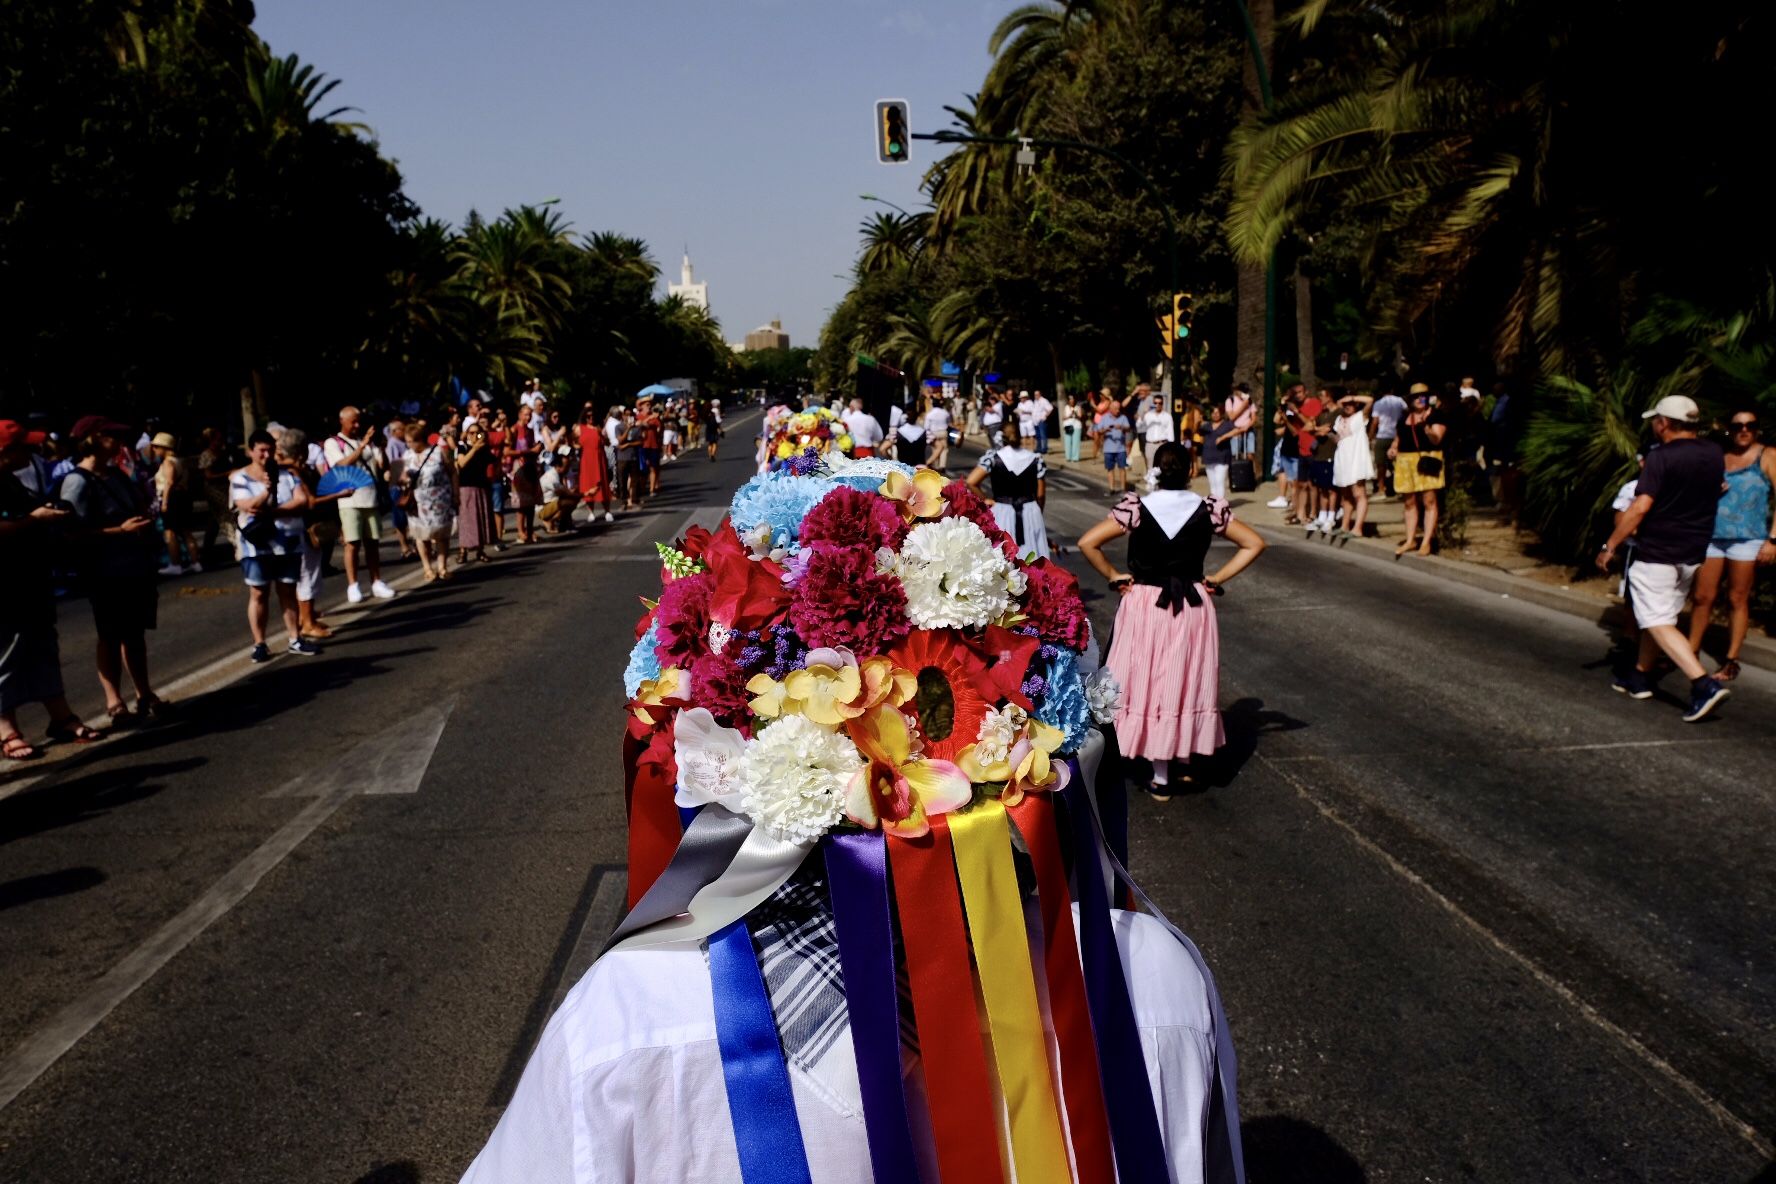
[875,100,909,164]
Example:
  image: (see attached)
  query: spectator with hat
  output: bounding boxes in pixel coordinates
[1598,394,1731,721]
[1,420,107,760]
[60,415,169,725]
[150,430,201,575]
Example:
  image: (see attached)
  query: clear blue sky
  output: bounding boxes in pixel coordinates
[255,0,1000,349]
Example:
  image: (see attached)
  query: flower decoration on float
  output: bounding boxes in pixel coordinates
[762,405,853,474]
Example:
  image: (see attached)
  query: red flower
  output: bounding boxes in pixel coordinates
[887,630,993,763]
[963,624,1039,710]
[653,571,714,667]
[679,524,714,560]
[1020,559,1091,650]
[798,486,906,551]
[704,521,791,631]
[689,652,754,733]
[789,543,910,655]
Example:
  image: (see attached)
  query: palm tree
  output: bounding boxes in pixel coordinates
[882,303,948,381]
[583,232,659,284]
[857,212,925,276]
[453,209,574,343]
[244,52,368,140]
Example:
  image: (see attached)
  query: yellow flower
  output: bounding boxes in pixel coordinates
[632,667,686,727]
[958,717,1068,807]
[782,658,864,726]
[880,467,948,519]
[843,704,973,839]
[775,439,795,459]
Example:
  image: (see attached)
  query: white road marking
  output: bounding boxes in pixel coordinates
[0,706,454,1113]
[1255,750,1775,1159]
[268,703,454,798]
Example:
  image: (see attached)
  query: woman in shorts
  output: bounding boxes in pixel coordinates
[1685,409,1776,681]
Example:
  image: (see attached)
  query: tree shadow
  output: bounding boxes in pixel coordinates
[1242,1114,1367,1183]
[350,1162,421,1184]
[0,865,106,911]
[0,757,202,845]
[1744,1161,1776,1184]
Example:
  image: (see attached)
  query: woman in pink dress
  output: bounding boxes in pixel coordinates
[1077,442,1267,800]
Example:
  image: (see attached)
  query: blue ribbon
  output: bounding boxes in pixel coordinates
[707,920,814,1184]
[824,832,920,1184]
[1063,763,1170,1184]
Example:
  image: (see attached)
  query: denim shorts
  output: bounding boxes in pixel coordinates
[241,552,299,587]
[1103,450,1128,471]
[1278,456,1300,481]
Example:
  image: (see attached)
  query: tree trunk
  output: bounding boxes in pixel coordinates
[1234,0,1275,406]
[1294,263,1316,395]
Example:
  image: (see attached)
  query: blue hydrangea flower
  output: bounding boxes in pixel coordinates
[728,472,837,552]
[623,622,664,699]
[829,461,914,493]
[1033,648,1092,754]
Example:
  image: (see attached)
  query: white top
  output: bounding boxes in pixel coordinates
[1371,395,1408,439]
[888,405,907,432]
[1139,409,1175,444]
[321,434,383,509]
[1014,401,1040,438]
[922,406,952,436]
[229,468,305,557]
[462,908,1214,1184]
[603,417,624,449]
[842,410,885,447]
[1033,395,1054,421]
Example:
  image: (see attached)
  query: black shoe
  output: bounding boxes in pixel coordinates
[1682,677,1730,722]
[287,638,320,657]
[250,643,271,664]
[1611,668,1652,699]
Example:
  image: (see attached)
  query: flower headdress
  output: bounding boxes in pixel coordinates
[609,464,1244,1184]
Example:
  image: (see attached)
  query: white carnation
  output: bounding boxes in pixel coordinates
[1084,670,1122,725]
[973,704,1028,768]
[737,715,863,843]
[895,517,1022,629]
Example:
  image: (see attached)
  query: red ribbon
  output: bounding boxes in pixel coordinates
[623,728,682,908]
[888,818,1006,1184]
[1010,795,1117,1184]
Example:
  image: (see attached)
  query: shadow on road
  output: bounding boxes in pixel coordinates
[0,865,107,911]
[1242,1114,1367,1183]
[350,1163,420,1184]
[1152,697,1308,792]
[0,756,204,844]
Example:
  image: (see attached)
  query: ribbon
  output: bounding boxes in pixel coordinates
[888,818,1005,1184]
[1062,760,1170,1184]
[1008,795,1116,1184]
[707,920,814,1184]
[1074,734,1247,1184]
[624,728,683,907]
[608,824,811,953]
[950,802,1071,1184]
[602,805,753,954]
[825,833,919,1184]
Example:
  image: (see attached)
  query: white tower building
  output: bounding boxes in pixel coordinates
[667,248,709,312]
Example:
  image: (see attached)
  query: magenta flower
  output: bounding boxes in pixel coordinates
[789,543,910,656]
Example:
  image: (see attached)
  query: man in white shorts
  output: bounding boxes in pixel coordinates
[1597,395,1729,721]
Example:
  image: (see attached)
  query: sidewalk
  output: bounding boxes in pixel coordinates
[1041,445,1776,675]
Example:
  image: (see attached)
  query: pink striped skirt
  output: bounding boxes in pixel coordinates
[1104,583,1225,762]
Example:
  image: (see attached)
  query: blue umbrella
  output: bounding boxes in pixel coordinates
[635,383,677,398]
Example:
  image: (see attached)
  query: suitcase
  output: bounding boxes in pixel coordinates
[1228,461,1257,493]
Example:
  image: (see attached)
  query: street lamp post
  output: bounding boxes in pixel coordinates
[858,193,912,217]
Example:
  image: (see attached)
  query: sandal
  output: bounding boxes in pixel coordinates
[134,697,174,720]
[3,734,41,762]
[107,704,138,728]
[1717,658,1741,682]
[1145,783,1173,804]
[45,718,105,744]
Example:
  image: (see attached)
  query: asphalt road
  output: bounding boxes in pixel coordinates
[1,429,1771,1183]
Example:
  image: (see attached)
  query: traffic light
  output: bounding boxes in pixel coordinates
[1173,292,1193,341]
[876,100,910,164]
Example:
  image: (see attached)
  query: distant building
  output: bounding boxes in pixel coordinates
[667,249,708,312]
[727,340,747,354]
[745,319,790,352]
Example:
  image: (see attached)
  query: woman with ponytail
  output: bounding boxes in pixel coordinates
[1077,441,1267,800]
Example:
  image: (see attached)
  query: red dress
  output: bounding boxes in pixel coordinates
[578,424,611,502]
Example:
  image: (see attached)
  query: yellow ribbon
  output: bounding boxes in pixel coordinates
[950,801,1071,1183]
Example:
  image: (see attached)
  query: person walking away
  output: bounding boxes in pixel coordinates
[150,432,201,574]
[841,398,885,459]
[1331,391,1376,542]
[1032,389,1054,454]
[277,429,337,639]
[965,427,1050,560]
[1,420,105,760]
[1201,405,1236,500]
[456,424,498,565]
[1389,388,1447,556]
[576,407,615,523]
[384,417,416,560]
[1684,408,1775,682]
[1061,394,1084,462]
[1597,395,1730,721]
[323,406,395,603]
[405,421,456,580]
[1098,400,1132,495]
[1370,387,1408,497]
[921,396,951,472]
[706,397,723,462]
[232,431,316,662]
[61,418,167,726]
[893,407,928,467]
[1077,441,1266,799]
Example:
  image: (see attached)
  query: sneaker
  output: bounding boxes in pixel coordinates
[1266,496,1289,509]
[287,638,320,657]
[370,579,396,600]
[1304,521,1319,536]
[1682,677,1730,722]
[159,564,184,577]
[346,583,364,604]
[604,511,615,523]
[249,643,271,664]
[1611,669,1652,699]
[188,562,203,573]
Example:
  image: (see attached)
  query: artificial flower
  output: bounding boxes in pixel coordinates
[1019,559,1092,651]
[962,624,1040,710]
[895,517,1026,630]
[1032,649,1092,754]
[703,521,791,632]
[1084,669,1122,725]
[737,715,863,843]
[689,652,753,729]
[652,570,715,667]
[656,541,706,580]
[748,647,913,725]
[843,703,971,838]
[789,542,911,654]
[672,707,749,810]
[957,707,1070,807]
[798,486,906,552]
[835,433,854,453]
[631,667,687,728]
[881,467,948,520]
[886,630,993,763]
[623,622,665,699]
[938,481,1018,559]
[729,472,838,554]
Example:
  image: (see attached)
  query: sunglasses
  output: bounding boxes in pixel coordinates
[1730,421,1757,431]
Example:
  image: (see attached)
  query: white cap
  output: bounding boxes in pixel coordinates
[1642,395,1700,423]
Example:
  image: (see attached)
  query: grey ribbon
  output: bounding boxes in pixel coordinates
[1075,730,1249,1184]
[601,805,754,955]
[607,825,813,953]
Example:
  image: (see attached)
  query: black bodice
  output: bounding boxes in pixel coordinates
[1128,499,1212,611]
[989,453,1039,503]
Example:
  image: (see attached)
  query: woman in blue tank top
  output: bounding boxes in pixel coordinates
[1686,409,1776,680]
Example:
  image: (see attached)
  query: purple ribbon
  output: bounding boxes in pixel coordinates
[824,832,919,1184]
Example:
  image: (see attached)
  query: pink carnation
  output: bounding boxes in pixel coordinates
[789,543,910,655]
[799,486,906,552]
[653,570,715,667]
[690,652,754,733]
[1021,559,1092,650]
[940,480,1018,558]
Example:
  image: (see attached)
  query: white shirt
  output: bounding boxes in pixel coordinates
[922,406,952,436]
[540,467,565,502]
[888,405,907,432]
[1033,395,1054,423]
[462,908,1213,1184]
[1015,401,1039,438]
[603,417,623,449]
[842,410,884,447]
[321,434,383,509]
[1139,409,1175,444]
